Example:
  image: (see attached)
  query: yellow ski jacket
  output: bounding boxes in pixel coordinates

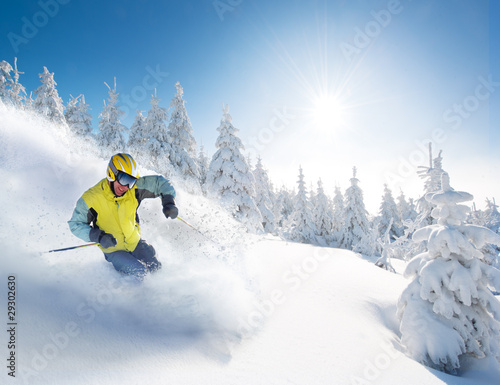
[68,175,175,253]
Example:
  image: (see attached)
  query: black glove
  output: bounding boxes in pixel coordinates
[89,228,117,249]
[163,203,179,219]
[162,194,179,219]
[99,233,117,249]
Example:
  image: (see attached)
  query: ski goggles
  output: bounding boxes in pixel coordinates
[116,171,137,188]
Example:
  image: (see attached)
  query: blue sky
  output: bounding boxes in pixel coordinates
[1,0,498,213]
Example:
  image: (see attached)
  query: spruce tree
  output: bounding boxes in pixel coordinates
[416,144,445,227]
[253,156,276,233]
[338,167,371,252]
[10,58,25,108]
[0,60,13,106]
[397,190,417,224]
[33,66,66,125]
[332,185,345,246]
[274,186,295,229]
[65,94,93,137]
[97,78,127,157]
[141,90,171,173]
[378,184,403,241]
[207,103,262,232]
[128,110,147,150]
[0,58,25,107]
[285,167,317,244]
[313,179,334,245]
[198,144,210,194]
[167,81,199,181]
[398,172,500,373]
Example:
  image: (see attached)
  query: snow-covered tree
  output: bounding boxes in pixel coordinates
[338,167,371,252]
[140,91,171,173]
[331,185,345,245]
[97,78,127,157]
[253,156,276,233]
[313,179,334,245]
[274,185,295,229]
[415,144,445,227]
[0,60,13,105]
[167,81,199,181]
[484,198,500,234]
[375,218,397,273]
[33,66,66,125]
[65,94,93,137]
[9,58,25,108]
[24,91,34,112]
[198,144,210,194]
[398,172,500,373]
[285,167,317,244]
[378,184,403,241]
[309,182,317,210]
[0,58,25,107]
[128,110,146,149]
[477,198,500,268]
[207,103,262,232]
[397,190,417,224]
[127,110,148,166]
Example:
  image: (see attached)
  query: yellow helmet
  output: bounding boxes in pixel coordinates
[107,153,139,183]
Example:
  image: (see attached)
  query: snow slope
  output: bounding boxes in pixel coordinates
[1,105,498,384]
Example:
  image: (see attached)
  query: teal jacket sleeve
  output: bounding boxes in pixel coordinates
[135,175,176,202]
[68,197,92,242]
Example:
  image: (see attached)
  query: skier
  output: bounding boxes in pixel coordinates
[68,153,178,277]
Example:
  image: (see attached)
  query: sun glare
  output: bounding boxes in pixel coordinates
[312,95,346,133]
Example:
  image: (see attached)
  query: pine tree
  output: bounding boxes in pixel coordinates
[24,91,34,112]
[33,66,66,125]
[207,103,262,232]
[0,60,13,106]
[398,172,500,373]
[128,110,146,149]
[253,156,276,233]
[0,58,25,108]
[416,144,445,227]
[332,185,345,245]
[97,78,127,157]
[309,182,317,209]
[285,167,317,244]
[65,94,93,137]
[397,190,417,224]
[274,185,295,229]
[127,110,147,164]
[313,179,334,245]
[338,167,371,252]
[10,58,25,108]
[167,81,199,181]
[378,184,403,241]
[484,198,500,234]
[141,90,171,173]
[198,144,210,194]
[375,218,397,273]
[479,198,500,267]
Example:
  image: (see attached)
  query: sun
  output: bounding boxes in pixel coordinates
[312,95,346,133]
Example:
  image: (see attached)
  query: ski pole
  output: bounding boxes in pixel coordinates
[176,216,225,250]
[43,242,99,254]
